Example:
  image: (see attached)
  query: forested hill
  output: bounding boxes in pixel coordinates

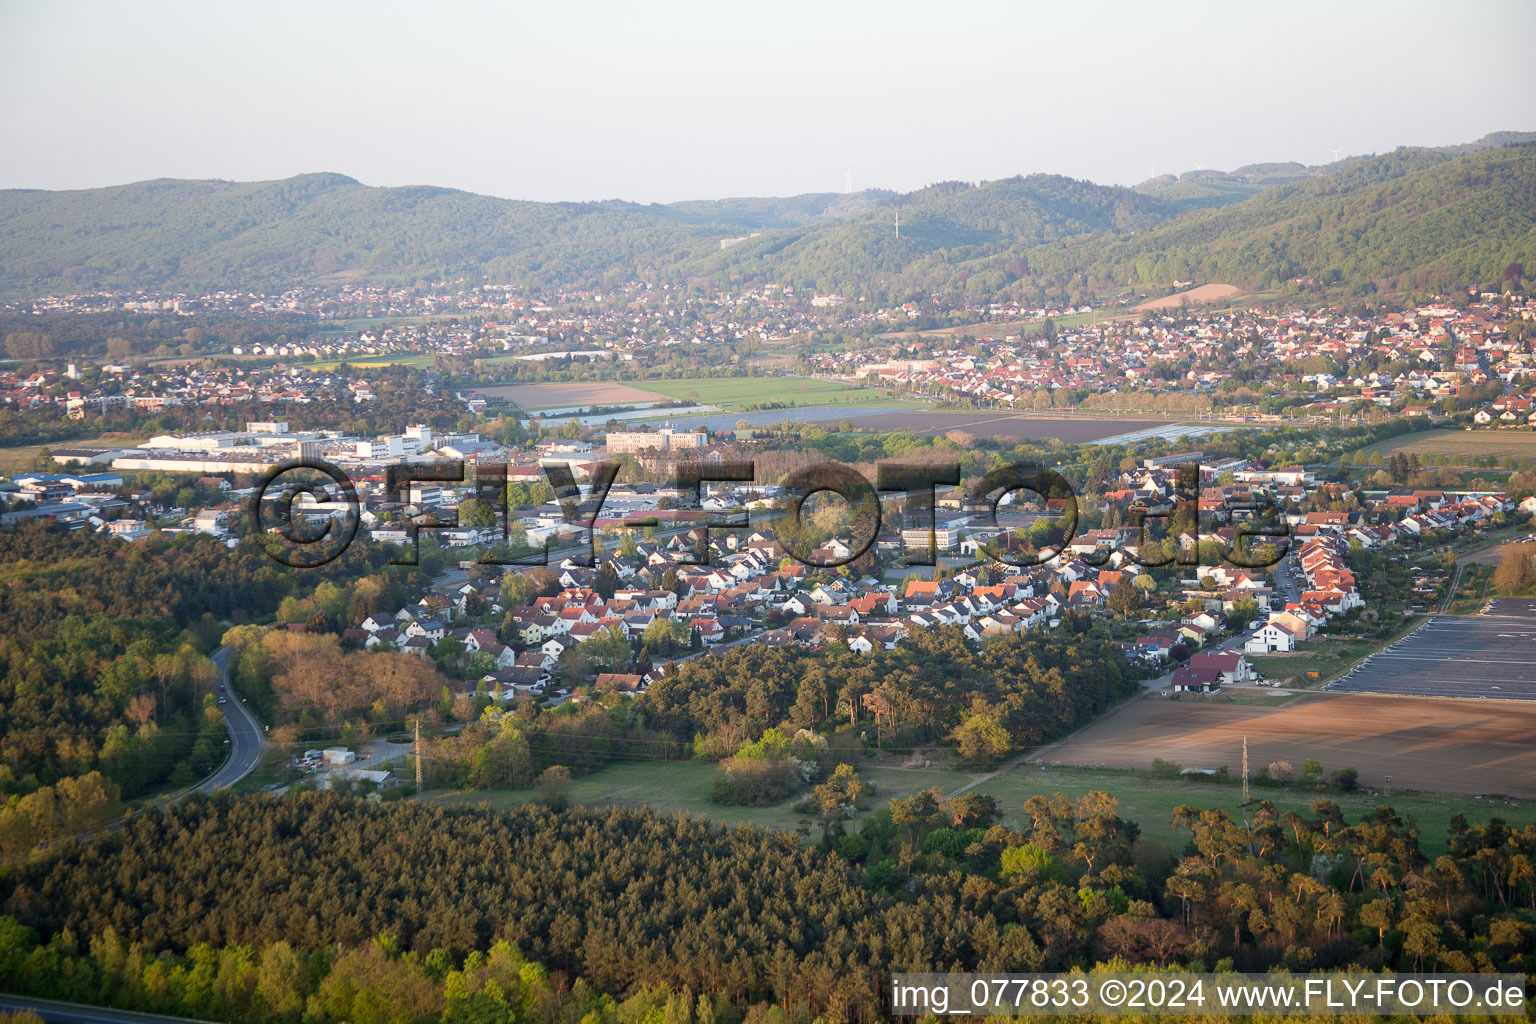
[1019,143,1536,300]
[671,174,1187,298]
[0,170,1187,298]
[0,173,729,297]
[1,132,1533,302]
[704,143,1536,304]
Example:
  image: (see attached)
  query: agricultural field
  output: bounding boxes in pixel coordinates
[477,381,670,410]
[308,352,443,371]
[0,441,78,473]
[1327,607,1536,700]
[975,765,1534,860]
[640,376,899,410]
[875,308,1117,342]
[427,759,974,833]
[476,376,901,414]
[814,411,1174,443]
[1132,283,1242,311]
[1029,691,1536,799]
[426,757,1535,862]
[1351,427,1536,463]
[0,433,141,473]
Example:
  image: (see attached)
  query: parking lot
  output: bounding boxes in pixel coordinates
[1326,601,1536,700]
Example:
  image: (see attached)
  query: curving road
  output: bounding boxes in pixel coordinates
[0,993,215,1023]
[191,646,266,796]
[0,651,267,1019]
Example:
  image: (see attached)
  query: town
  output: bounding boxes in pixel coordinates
[4,282,1535,716]
[3,286,1533,433]
[5,14,1536,1017]
[2,406,1519,711]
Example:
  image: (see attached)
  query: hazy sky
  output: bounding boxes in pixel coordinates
[2,0,1533,203]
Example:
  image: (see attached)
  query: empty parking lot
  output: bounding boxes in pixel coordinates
[1326,600,1536,700]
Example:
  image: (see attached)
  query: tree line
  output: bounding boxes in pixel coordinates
[1,787,1533,1023]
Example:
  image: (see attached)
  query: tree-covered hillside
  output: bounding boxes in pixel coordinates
[1024,144,1536,298]
[0,173,726,296]
[675,175,1184,297]
[709,143,1536,306]
[2,134,1532,303]
[0,170,1185,298]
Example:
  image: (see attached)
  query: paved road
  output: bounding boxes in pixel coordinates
[0,993,214,1024]
[9,646,268,859]
[1274,551,1302,606]
[192,646,266,796]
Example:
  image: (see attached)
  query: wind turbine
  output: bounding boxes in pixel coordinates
[843,163,855,194]
[1329,147,1342,163]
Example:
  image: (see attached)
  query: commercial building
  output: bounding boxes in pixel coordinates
[605,428,709,455]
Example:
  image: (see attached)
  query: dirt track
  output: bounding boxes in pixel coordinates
[1032,693,1536,797]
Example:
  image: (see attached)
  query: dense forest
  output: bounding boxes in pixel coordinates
[5,134,1532,304]
[642,627,1134,758]
[0,523,397,828]
[668,175,1189,301]
[696,145,1536,306]
[417,626,1136,802]
[0,789,1532,1022]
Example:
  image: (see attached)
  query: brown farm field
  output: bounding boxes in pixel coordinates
[478,381,667,409]
[820,412,1173,442]
[1031,692,1536,798]
[1133,283,1242,310]
[1353,428,1536,462]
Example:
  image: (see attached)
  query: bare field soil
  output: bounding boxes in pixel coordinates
[478,381,668,409]
[818,412,1172,442]
[1134,284,1242,310]
[1354,428,1536,462]
[1033,693,1536,797]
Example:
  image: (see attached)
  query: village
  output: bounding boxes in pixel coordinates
[817,295,1536,421]
[6,432,1505,711]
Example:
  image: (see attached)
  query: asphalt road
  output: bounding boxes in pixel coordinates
[191,646,266,795]
[0,993,214,1024]
[1274,551,1302,606]
[1,657,264,1018]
